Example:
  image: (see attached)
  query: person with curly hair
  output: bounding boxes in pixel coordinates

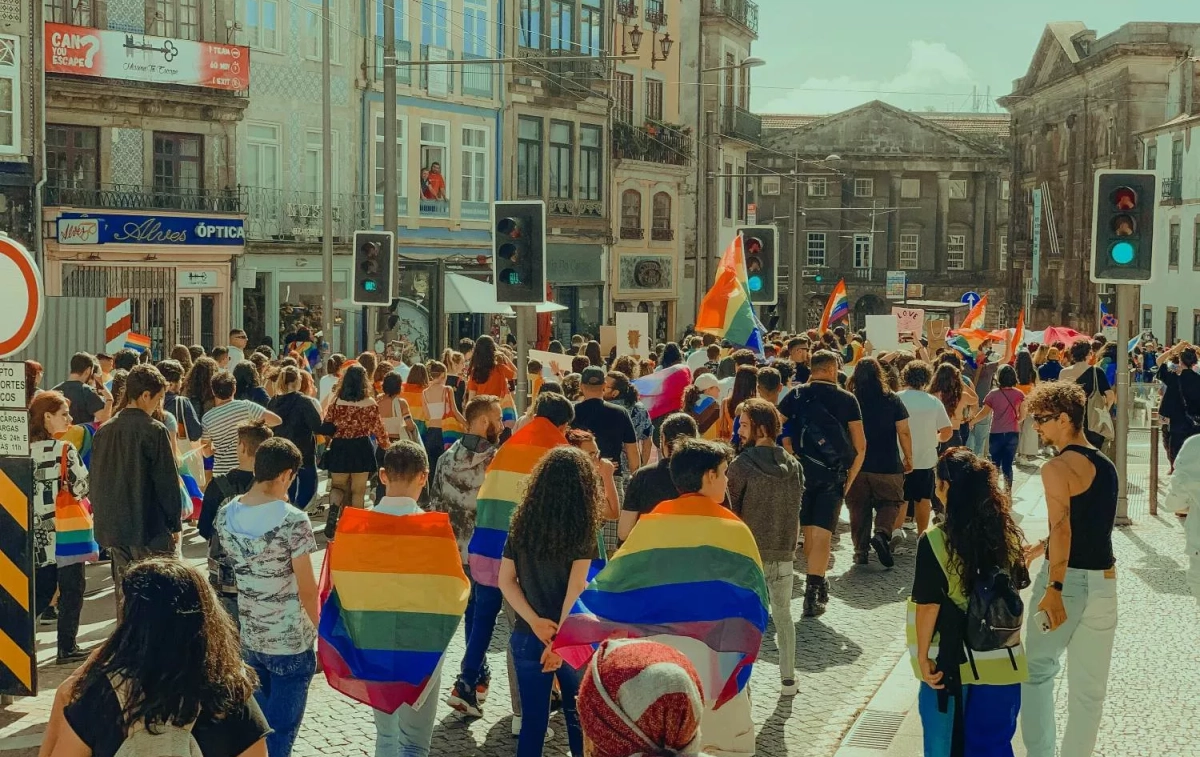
[930,362,972,451]
[499,445,603,757]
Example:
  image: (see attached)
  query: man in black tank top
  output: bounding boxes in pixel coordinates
[1020,382,1119,757]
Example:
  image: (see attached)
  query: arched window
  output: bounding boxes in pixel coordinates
[651,192,672,240]
[620,189,642,238]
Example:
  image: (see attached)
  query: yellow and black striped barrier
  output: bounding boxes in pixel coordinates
[0,458,34,696]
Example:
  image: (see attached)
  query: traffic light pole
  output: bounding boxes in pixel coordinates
[1114,283,1134,525]
[515,306,533,415]
[381,0,399,350]
[320,0,334,366]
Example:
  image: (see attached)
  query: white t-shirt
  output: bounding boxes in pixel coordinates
[318,374,337,401]
[897,388,952,471]
[227,346,246,365]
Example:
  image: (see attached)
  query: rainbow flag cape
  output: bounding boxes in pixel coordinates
[553,495,768,707]
[695,234,766,352]
[181,471,204,520]
[819,279,849,333]
[632,364,692,421]
[959,294,988,331]
[466,418,566,587]
[61,423,100,469]
[401,384,429,437]
[318,507,469,714]
[500,394,518,429]
[124,332,152,353]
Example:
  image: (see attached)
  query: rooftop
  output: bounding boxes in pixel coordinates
[761,111,1011,139]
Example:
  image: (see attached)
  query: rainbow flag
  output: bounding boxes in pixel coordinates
[500,394,518,429]
[181,471,203,520]
[553,495,768,707]
[124,332,152,353]
[1001,309,1025,365]
[318,507,469,714]
[632,363,692,421]
[959,294,988,331]
[819,279,850,333]
[466,418,566,587]
[53,447,98,567]
[62,423,100,469]
[695,234,765,352]
[401,384,428,438]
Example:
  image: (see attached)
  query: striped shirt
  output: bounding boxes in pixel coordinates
[202,400,266,476]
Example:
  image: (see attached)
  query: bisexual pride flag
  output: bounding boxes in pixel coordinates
[318,507,469,714]
[554,495,769,707]
[466,418,566,587]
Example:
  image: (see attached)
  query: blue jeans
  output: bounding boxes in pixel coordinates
[918,682,1020,757]
[244,648,317,757]
[968,416,992,458]
[459,582,502,687]
[989,432,1019,489]
[373,669,441,757]
[1022,566,1117,757]
[510,631,583,757]
[289,465,318,511]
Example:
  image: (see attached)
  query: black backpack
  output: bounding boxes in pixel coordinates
[791,391,856,475]
[964,567,1024,652]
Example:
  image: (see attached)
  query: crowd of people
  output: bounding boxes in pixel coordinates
[18,319,1198,757]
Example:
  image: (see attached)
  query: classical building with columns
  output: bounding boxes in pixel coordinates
[750,101,1013,332]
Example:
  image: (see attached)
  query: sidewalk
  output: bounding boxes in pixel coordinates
[836,440,1196,757]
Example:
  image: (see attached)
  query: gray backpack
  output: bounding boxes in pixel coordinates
[110,675,203,757]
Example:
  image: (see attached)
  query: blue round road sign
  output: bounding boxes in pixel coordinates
[960,291,981,308]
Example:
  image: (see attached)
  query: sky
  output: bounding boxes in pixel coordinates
[750,1,1200,115]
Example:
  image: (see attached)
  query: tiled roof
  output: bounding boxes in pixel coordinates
[761,111,1011,139]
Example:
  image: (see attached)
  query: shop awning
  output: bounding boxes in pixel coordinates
[443,273,567,315]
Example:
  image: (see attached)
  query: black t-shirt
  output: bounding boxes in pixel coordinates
[64,678,271,757]
[911,534,948,605]
[572,398,636,470]
[56,380,106,424]
[858,392,910,474]
[778,381,862,467]
[1076,366,1111,398]
[622,458,678,515]
[503,536,596,635]
[792,363,811,385]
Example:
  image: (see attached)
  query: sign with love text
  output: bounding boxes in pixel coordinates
[891,307,925,336]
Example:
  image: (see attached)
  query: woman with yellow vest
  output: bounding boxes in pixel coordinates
[909,448,1029,757]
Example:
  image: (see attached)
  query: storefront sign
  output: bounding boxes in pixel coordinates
[178,270,219,289]
[547,244,603,284]
[45,24,249,91]
[57,214,245,247]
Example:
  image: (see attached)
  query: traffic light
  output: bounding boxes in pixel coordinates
[352,231,395,306]
[493,201,546,304]
[1090,170,1157,284]
[736,225,780,305]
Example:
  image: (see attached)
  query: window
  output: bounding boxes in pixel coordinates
[1167,308,1179,346]
[901,178,921,199]
[153,133,203,199]
[760,176,781,196]
[737,175,746,222]
[44,0,92,25]
[580,0,602,56]
[549,0,574,51]
[999,234,1008,270]
[947,234,966,270]
[373,0,408,81]
[1169,222,1180,267]
[806,232,827,267]
[854,178,873,198]
[621,190,642,232]
[1194,220,1200,268]
[579,125,602,201]
[722,53,735,108]
[853,234,872,268]
[246,0,280,51]
[153,0,200,40]
[652,192,672,233]
[419,121,449,200]
[519,0,543,48]
[549,121,573,200]
[46,124,99,191]
[949,179,968,199]
[1142,306,1153,331]
[1194,312,1200,346]
[373,115,405,209]
[645,78,664,122]
[614,73,634,124]
[0,37,19,155]
[517,116,543,197]
[304,130,338,195]
[723,161,733,220]
[807,177,827,197]
[305,0,339,62]
[1001,179,1011,201]
[462,0,491,95]
[244,123,281,190]
[421,0,450,48]
[460,126,488,204]
[899,233,919,269]
[1147,143,1158,171]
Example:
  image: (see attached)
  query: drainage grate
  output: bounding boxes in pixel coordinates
[843,710,907,751]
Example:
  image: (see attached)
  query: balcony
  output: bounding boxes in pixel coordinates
[1162,176,1182,204]
[620,226,645,240]
[645,0,667,28]
[701,0,759,36]
[372,39,414,85]
[44,183,240,214]
[615,0,638,19]
[239,187,369,243]
[419,199,450,218]
[720,105,762,143]
[651,227,675,242]
[612,120,692,166]
[549,198,605,218]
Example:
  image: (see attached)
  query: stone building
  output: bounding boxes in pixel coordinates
[0,0,38,249]
[753,101,1011,332]
[998,22,1200,331]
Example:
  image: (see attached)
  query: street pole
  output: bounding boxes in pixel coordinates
[701,109,718,317]
[320,0,334,363]
[382,0,399,348]
[789,158,800,332]
[1114,282,1134,525]
[515,306,532,415]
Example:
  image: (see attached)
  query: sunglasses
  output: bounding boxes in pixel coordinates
[1032,414,1059,425]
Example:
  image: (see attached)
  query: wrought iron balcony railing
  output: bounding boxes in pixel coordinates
[720,105,762,143]
[1162,176,1182,204]
[701,0,759,35]
[44,183,240,213]
[239,187,369,242]
[612,120,692,166]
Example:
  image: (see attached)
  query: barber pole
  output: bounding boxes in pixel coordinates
[105,298,131,354]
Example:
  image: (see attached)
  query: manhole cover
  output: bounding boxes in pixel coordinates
[843,710,907,750]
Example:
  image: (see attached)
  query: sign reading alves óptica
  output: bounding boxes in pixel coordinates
[57,213,245,247]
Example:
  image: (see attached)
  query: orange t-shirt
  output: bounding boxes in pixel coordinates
[467,363,516,398]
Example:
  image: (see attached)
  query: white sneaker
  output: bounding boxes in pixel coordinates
[780,679,799,696]
[510,717,554,740]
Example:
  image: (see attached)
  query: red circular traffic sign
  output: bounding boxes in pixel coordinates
[0,236,44,358]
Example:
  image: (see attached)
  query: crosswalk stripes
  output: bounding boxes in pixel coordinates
[0,459,35,696]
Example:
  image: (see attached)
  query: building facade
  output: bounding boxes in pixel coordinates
[40,0,249,357]
[0,0,37,249]
[609,0,690,343]
[999,22,1200,331]
[754,102,1012,331]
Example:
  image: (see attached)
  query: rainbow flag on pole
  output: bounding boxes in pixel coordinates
[318,507,469,714]
[466,417,566,587]
[553,495,768,707]
[819,279,850,333]
[695,234,765,352]
[958,294,988,331]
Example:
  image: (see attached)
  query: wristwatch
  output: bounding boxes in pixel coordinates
[1048,581,1064,592]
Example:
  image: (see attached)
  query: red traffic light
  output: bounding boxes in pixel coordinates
[497,217,522,239]
[745,236,763,255]
[1111,187,1137,211]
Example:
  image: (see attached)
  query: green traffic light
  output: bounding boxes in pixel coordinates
[748,276,763,292]
[1110,241,1135,265]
